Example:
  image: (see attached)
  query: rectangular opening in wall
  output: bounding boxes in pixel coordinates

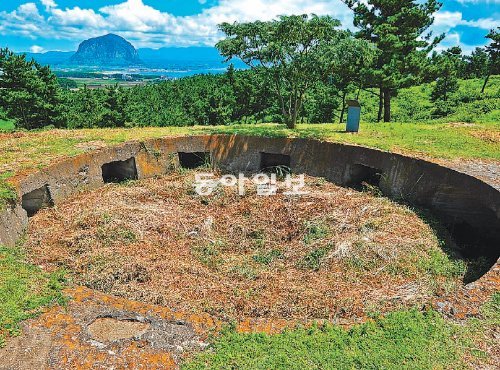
[178,152,210,169]
[346,164,383,189]
[22,185,53,217]
[260,152,291,174]
[101,157,138,183]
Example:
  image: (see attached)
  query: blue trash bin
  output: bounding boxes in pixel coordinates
[346,100,361,133]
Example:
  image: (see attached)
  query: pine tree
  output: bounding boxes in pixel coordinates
[0,48,63,129]
[482,27,499,93]
[430,48,461,103]
[345,0,443,122]
[465,48,489,79]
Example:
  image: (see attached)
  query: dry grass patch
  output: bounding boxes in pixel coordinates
[26,171,466,322]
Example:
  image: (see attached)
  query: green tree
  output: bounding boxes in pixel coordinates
[464,47,489,79]
[226,67,274,123]
[58,78,78,90]
[326,37,376,123]
[101,86,126,128]
[216,14,350,129]
[0,48,63,129]
[482,27,500,93]
[430,47,462,103]
[345,0,443,122]
[62,87,100,128]
[303,80,339,123]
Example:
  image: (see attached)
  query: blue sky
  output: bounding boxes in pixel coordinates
[0,0,498,53]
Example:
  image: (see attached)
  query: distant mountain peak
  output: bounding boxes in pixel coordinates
[70,34,142,66]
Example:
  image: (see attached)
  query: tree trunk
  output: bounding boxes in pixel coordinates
[383,89,391,123]
[285,116,296,129]
[288,109,298,129]
[377,87,384,122]
[481,73,490,93]
[339,91,347,124]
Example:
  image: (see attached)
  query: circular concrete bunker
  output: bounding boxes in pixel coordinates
[1,135,499,322]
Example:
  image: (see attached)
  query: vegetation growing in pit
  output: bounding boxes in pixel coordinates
[0,245,65,347]
[24,171,470,322]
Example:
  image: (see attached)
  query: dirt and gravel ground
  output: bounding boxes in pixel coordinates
[25,171,467,323]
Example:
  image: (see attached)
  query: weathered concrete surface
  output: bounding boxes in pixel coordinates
[445,159,500,191]
[87,318,151,343]
[0,203,27,247]
[0,286,212,370]
[1,134,498,262]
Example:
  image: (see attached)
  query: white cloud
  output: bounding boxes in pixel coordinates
[430,9,499,53]
[432,10,499,33]
[17,3,42,18]
[49,7,106,28]
[30,45,45,53]
[99,0,175,33]
[435,32,461,52]
[465,17,499,29]
[0,0,350,48]
[0,3,44,39]
[96,0,354,47]
[433,11,464,32]
[40,0,56,11]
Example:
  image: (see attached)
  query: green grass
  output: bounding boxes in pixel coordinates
[355,76,500,123]
[182,309,472,369]
[299,246,332,271]
[0,245,66,347]
[0,172,17,209]
[302,221,329,245]
[0,119,15,131]
[416,249,466,278]
[206,121,500,161]
[252,249,284,265]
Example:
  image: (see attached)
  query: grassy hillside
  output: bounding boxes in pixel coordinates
[354,76,499,123]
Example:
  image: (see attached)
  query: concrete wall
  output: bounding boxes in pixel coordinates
[1,135,498,262]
